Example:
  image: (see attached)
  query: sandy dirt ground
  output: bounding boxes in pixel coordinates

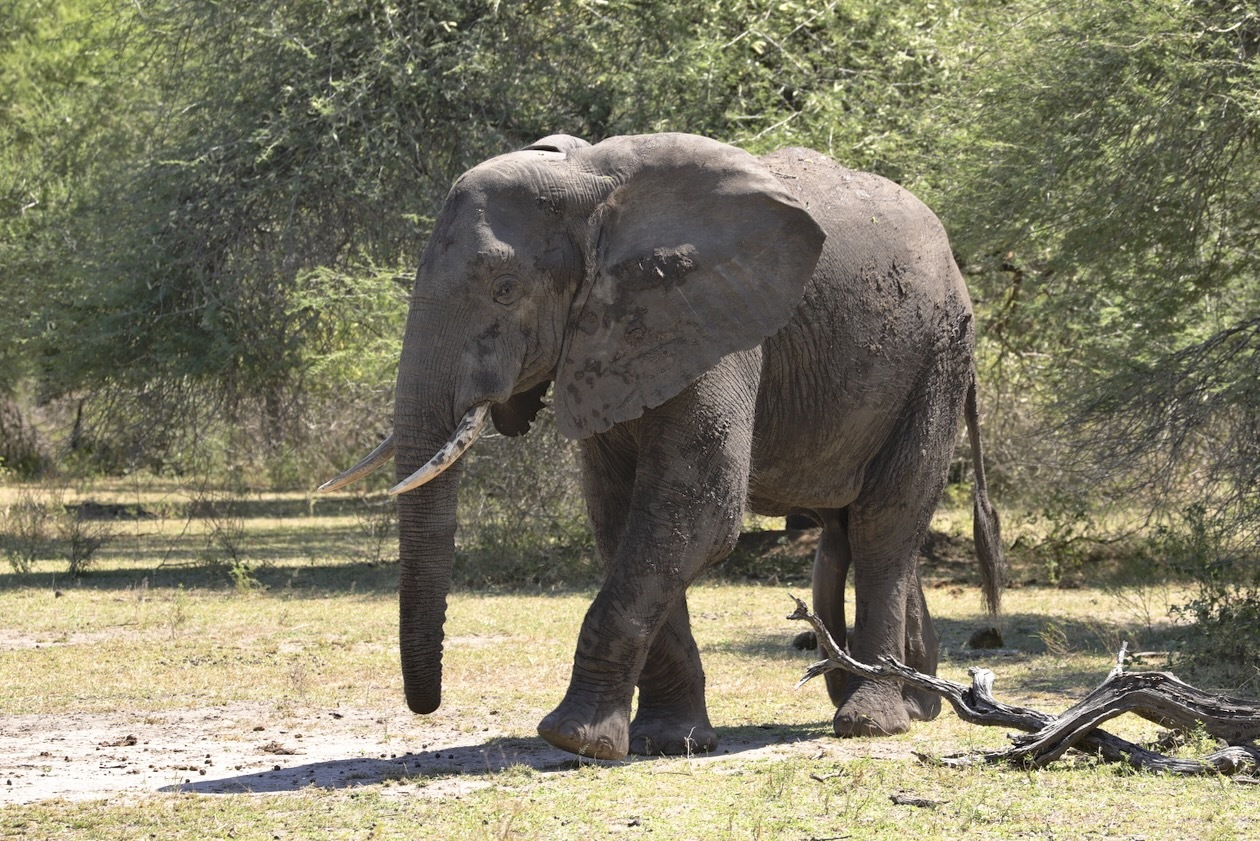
[0,701,915,805]
[1,529,960,805]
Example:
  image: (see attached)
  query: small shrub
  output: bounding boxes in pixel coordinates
[1165,504,1260,688]
[1,487,55,574]
[456,412,595,587]
[1,483,116,576]
[228,560,265,593]
[189,488,247,566]
[350,493,396,565]
[1028,491,1104,585]
[57,503,114,577]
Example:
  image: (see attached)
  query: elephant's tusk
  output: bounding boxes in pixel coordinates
[388,403,490,495]
[317,433,397,493]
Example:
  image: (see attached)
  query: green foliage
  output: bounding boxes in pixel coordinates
[937,0,1259,427]
[1165,504,1260,686]
[57,502,113,577]
[227,560,265,594]
[0,1,149,369]
[1,0,1257,654]
[933,1,1259,558]
[456,411,596,588]
[0,483,115,576]
[1,487,55,573]
[4,0,981,474]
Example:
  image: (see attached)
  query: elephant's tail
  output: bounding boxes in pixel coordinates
[965,378,1006,614]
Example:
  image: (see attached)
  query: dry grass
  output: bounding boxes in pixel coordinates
[1,481,1255,840]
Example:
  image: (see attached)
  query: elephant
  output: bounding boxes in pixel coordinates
[321,131,1004,760]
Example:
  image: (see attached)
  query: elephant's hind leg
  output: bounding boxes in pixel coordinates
[811,509,854,707]
[834,509,942,737]
[833,366,963,737]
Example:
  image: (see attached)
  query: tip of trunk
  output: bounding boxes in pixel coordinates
[406,688,441,715]
[399,631,445,715]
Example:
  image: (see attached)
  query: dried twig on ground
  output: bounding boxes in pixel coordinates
[787,595,1260,780]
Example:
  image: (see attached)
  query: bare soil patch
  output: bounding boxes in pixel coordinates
[0,703,911,804]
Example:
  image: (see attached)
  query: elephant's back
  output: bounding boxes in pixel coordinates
[759,148,959,280]
[748,149,974,513]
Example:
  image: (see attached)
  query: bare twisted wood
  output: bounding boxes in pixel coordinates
[788,595,1260,778]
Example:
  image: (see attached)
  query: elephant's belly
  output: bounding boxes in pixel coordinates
[746,412,887,515]
[747,298,928,516]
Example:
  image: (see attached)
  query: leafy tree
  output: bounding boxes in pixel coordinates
[932,0,1259,660]
[937,0,1258,502]
[18,0,975,477]
[0,0,151,472]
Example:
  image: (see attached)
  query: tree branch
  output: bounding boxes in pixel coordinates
[787,595,1260,779]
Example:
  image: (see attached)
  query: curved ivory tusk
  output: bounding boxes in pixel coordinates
[388,403,490,496]
[317,433,397,493]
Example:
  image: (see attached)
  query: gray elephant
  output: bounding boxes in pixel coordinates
[322,132,1004,760]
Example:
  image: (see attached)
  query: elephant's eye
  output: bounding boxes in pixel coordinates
[492,274,525,306]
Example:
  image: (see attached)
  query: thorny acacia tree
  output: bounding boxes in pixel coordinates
[937,1,1258,523]
[5,0,974,474]
[933,0,1260,672]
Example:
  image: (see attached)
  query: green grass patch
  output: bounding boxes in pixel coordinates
[1,481,1255,839]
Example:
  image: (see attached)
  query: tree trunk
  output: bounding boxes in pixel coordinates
[0,396,45,477]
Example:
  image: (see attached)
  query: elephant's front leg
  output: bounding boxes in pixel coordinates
[536,466,745,759]
[630,595,716,756]
[536,581,667,759]
[537,359,758,760]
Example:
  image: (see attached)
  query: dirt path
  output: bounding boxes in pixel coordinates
[0,703,912,804]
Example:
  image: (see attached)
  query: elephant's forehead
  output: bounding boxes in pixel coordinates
[442,169,566,251]
[456,149,566,194]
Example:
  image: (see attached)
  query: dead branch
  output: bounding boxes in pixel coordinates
[787,595,1260,779]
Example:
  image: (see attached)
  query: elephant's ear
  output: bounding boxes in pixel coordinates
[491,381,550,437]
[555,134,826,439]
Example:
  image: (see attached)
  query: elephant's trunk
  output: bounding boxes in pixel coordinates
[394,429,464,714]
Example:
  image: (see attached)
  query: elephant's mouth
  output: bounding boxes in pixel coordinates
[316,402,491,495]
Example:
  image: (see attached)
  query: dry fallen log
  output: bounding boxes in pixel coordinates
[787,595,1260,779]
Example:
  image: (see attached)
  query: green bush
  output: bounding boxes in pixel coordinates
[1,487,55,574]
[455,411,596,588]
[1,483,115,577]
[1165,505,1260,689]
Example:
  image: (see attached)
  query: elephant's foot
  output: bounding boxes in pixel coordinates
[832,678,914,738]
[629,710,717,756]
[903,684,941,722]
[537,696,631,760]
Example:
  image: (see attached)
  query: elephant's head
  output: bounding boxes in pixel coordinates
[322,133,825,714]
